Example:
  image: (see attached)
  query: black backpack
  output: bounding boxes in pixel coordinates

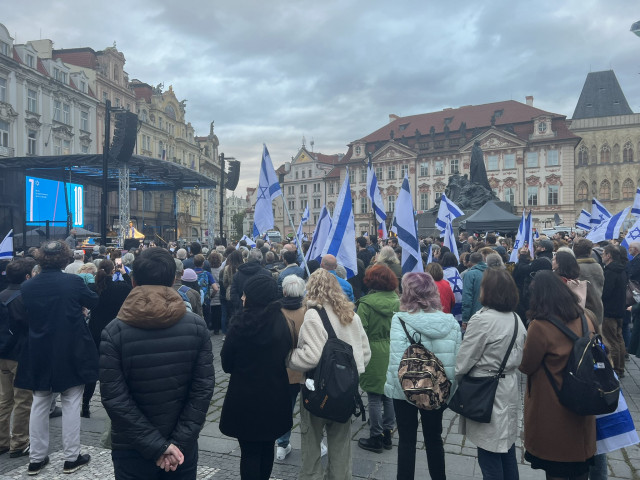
[0,290,21,357]
[301,306,365,423]
[543,314,619,416]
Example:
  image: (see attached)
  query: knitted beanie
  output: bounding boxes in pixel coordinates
[243,275,278,308]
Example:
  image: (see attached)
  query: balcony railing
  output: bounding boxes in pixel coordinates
[0,145,15,157]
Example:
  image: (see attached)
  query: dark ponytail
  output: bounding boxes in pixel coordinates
[96,259,114,294]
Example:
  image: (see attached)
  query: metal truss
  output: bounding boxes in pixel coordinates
[118,163,130,247]
[207,187,216,244]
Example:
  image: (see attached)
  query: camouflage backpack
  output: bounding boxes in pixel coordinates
[397,319,451,410]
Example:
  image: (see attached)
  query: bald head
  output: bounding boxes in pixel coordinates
[629,241,640,257]
[321,254,337,271]
[283,243,296,253]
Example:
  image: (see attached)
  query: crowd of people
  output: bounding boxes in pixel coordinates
[0,227,637,479]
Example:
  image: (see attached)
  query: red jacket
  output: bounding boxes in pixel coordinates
[435,279,455,314]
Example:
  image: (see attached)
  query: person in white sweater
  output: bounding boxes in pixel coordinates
[289,268,371,480]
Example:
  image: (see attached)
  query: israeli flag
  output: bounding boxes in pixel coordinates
[444,266,463,323]
[436,194,464,234]
[322,172,357,278]
[443,221,459,261]
[525,210,534,258]
[576,209,592,231]
[0,229,13,259]
[252,144,283,237]
[426,244,433,264]
[509,210,527,263]
[590,198,611,228]
[587,207,630,243]
[366,158,387,231]
[295,204,310,247]
[236,235,257,249]
[632,188,640,217]
[596,388,639,454]
[393,175,423,274]
[306,206,332,262]
[621,215,640,260]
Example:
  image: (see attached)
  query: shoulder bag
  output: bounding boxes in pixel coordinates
[448,313,518,423]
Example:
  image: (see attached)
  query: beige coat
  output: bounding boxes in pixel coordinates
[455,308,527,453]
[281,306,305,384]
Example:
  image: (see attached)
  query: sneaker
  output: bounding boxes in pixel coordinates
[357,435,384,453]
[63,453,90,474]
[27,456,49,476]
[10,444,30,458]
[49,406,62,418]
[382,429,393,450]
[320,441,328,457]
[276,444,292,460]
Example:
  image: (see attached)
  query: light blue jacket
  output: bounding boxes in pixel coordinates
[384,310,462,401]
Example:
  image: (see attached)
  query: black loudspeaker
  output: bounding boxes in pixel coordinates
[225,160,240,191]
[110,111,138,162]
[123,238,141,251]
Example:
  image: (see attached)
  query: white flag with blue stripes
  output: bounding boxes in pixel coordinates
[509,210,527,263]
[576,209,591,231]
[525,211,534,258]
[443,221,459,261]
[322,172,357,278]
[595,389,639,454]
[393,175,423,274]
[632,188,640,217]
[444,266,463,323]
[436,194,464,234]
[621,216,640,260]
[590,198,611,228]
[252,144,282,237]
[306,206,332,263]
[0,229,13,260]
[586,207,630,243]
[295,204,309,247]
[366,158,387,229]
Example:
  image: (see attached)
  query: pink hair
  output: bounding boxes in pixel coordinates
[400,272,442,313]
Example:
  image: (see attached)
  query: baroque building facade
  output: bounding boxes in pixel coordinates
[569,71,640,224]
[325,99,580,234]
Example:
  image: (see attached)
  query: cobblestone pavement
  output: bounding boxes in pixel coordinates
[1,335,639,479]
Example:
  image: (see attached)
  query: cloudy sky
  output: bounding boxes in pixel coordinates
[4,1,640,194]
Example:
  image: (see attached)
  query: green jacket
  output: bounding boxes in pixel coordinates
[357,290,400,394]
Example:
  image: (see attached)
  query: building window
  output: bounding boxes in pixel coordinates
[190,200,197,216]
[63,140,71,154]
[115,98,121,108]
[302,170,306,179]
[348,169,355,185]
[547,150,559,166]
[487,155,498,171]
[328,182,334,195]
[26,54,35,68]
[505,187,515,205]
[435,190,443,201]
[63,103,70,124]
[538,121,547,134]
[623,142,634,163]
[578,146,589,166]
[355,146,361,155]
[599,180,611,200]
[27,89,38,113]
[577,181,588,201]
[0,120,8,148]
[288,200,295,210]
[420,162,428,177]
[28,130,36,155]
[360,167,367,183]
[0,77,6,102]
[401,164,409,178]
[141,110,148,122]
[0,41,9,56]
[623,179,635,200]
[504,153,516,169]
[450,158,459,174]
[314,198,321,209]
[53,137,62,155]
[387,165,396,180]
[527,186,538,206]
[102,91,108,103]
[313,214,318,224]
[309,169,312,178]
[53,100,61,121]
[81,145,89,153]
[360,197,367,214]
[287,186,294,195]
[435,161,444,175]
[420,193,429,211]
[301,184,307,194]
[80,110,89,131]
[547,185,559,205]
[387,195,396,213]
[375,166,383,181]
[600,145,611,164]
[295,170,299,179]
[526,152,538,168]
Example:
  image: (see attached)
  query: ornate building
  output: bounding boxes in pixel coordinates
[569,70,640,223]
[325,99,580,234]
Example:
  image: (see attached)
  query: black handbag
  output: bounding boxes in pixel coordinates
[448,313,519,423]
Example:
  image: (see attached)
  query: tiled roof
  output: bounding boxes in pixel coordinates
[275,164,287,175]
[36,57,48,76]
[52,48,98,69]
[572,70,633,119]
[314,153,341,165]
[325,166,341,178]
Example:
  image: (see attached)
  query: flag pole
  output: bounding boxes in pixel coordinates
[281,197,311,278]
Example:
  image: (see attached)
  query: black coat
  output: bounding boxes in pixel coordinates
[230,262,271,312]
[89,279,132,346]
[220,302,293,441]
[100,285,214,460]
[0,285,28,361]
[15,269,98,392]
[602,261,627,319]
[627,254,640,284]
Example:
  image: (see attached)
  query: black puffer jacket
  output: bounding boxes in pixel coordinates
[100,285,214,461]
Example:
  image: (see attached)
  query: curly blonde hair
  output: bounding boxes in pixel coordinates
[305,269,354,325]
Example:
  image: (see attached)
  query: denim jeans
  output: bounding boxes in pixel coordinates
[477,444,519,480]
[112,444,198,480]
[367,392,395,437]
[393,399,445,480]
[276,384,300,447]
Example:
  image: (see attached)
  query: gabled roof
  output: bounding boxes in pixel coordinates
[314,153,341,165]
[52,48,98,69]
[572,70,633,119]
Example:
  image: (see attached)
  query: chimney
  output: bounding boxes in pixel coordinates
[389,114,399,123]
[526,96,534,107]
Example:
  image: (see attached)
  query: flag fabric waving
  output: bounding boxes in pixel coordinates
[621,215,640,259]
[587,207,630,243]
[252,144,283,237]
[306,205,332,262]
[366,158,387,235]
[576,209,592,231]
[235,235,257,249]
[426,244,433,264]
[444,266,463,323]
[436,194,464,234]
[322,173,357,278]
[443,221,459,261]
[525,210,534,258]
[295,204,310,247]
[590,198,612,228]
[595,388,639,454]
[0,229,13,260]
[509,210,527,263]
[393,175,423,274]
[632,188,640,217]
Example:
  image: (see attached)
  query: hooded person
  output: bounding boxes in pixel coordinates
[99,247,214,479]
[220,275,293,480]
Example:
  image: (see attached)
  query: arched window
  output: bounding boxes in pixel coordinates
[599,180,611,200]
[623,179,635,200]
[576,181,589,201]
[600,144,611,164]
[578,145,589,166]
[143,191,153,211]
[612,180,620,200]
[190,200,197,216]
[623,142,634,163]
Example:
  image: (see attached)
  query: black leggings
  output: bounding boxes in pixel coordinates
[238,439,274,480]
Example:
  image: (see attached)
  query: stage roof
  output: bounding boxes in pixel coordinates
[0,154,217,191]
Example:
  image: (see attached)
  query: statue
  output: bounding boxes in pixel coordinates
[469,141,491,191]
